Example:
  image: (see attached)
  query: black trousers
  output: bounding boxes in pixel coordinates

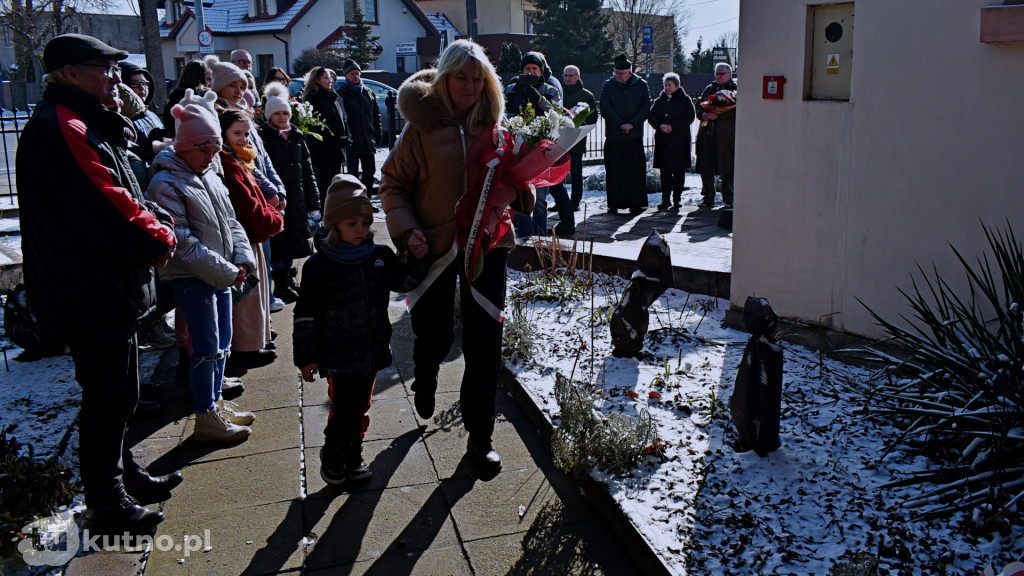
[569,151,584,208]
[66,324,142,506]
[346,144,377,196]
[410,248,509,440]
[325,373,376,445]
[660,169,687,203]
[311,144,345,207]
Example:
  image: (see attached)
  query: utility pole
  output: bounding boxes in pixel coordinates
[466,0,477,40]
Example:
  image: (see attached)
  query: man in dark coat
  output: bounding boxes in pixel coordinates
[600,54,651,214]
[696,62,737,208]
[17,34,181,537]
[561,64,597,211]
[338,59,382,196]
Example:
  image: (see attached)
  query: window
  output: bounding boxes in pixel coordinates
[257,54,274,78]
[524,11,538,34]
[397,56,406,73]
[1,26,11,48]
[345,0,378,23]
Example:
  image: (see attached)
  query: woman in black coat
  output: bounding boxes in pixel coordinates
[648,72,696,209]
[301,66,351,205]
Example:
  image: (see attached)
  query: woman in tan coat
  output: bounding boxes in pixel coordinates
[380,39,511,472]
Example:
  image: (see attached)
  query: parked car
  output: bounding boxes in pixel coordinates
[288,76,401,140]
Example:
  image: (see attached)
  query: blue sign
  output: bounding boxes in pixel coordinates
[642,25,654,53]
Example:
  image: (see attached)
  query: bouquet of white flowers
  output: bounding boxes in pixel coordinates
[290,99,330,141]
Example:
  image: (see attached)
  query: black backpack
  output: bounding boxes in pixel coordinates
[2,283,65,359]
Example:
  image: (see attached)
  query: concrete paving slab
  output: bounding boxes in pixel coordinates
[64,550,142,576]
[305,544,473,576]
[161,448,301,518]
[177,407,301,464]
[303,395,420,448]
[463,519,639,576]
[145,500,304,576]
[443,465,596,542]
[305,432,435,494]
[303,482,460,569]
[422,418,541,481]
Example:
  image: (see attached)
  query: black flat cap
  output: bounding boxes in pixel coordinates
[44,34,128,73]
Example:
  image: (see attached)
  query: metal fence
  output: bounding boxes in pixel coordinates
[0,108,31,205]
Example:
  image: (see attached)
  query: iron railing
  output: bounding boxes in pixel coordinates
[0,108,31,205]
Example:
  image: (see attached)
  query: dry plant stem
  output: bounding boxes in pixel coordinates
[590,237,596,382]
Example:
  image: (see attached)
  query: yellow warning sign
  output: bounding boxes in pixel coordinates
[826,53,840,69]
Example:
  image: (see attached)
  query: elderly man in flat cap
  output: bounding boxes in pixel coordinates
[17,34,180,537]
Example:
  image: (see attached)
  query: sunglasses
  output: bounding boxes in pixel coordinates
[129,80,150,88]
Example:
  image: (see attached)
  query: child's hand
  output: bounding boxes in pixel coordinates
[406,228,428,259]
[301,363,319,382]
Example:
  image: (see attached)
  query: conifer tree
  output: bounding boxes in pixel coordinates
[530,0,613,74]
[498,42,523,74]
[347,6,382,68]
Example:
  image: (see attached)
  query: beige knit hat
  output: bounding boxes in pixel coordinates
[323,174,372,229]
[206,56,247,94]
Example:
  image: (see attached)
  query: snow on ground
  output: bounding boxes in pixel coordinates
[503,268,1024,576]
[2,173,1022,574]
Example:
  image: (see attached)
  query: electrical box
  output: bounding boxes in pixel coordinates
[762,75,786,99]
[807,3,854,100]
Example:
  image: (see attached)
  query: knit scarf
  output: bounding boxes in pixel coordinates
[229,142,257,172]
[322,240,375,265]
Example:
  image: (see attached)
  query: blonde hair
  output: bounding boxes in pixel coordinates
[430,39,503,135]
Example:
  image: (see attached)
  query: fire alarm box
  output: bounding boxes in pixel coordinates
[762,75,785,99]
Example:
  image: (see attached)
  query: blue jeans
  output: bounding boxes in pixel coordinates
[171,278,232,413]
[515,186,548,236]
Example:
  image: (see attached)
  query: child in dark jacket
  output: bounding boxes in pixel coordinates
[292,174,426,485]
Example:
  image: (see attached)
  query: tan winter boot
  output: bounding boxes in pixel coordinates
[194,410,251,443]
[217,399,256,426]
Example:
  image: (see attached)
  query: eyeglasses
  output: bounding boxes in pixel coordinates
[129,80,150,88]
[715,72,730,76]
[78,63,121,79]
[271,77,287,82]
[563,73,579,78]
[233,59,252,65]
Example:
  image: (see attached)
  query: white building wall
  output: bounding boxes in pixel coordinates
[732,0,1024,339]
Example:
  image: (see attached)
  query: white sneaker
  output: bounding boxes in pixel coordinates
[216,399,256,426]
[269,297,285,313]
[194,410,251,443]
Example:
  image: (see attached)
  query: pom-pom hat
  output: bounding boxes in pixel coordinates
[342,59,361,76]
[323,174,372,229]
[262,83,292,120]
[171,89,222,152]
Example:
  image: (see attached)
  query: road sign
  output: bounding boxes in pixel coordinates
[642,25,654,53]
[198,29,214,54]
[395,41,416,57]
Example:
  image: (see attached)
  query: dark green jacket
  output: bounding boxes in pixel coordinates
[562,80,597,155]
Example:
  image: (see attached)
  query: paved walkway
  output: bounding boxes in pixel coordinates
[7,149,733,575]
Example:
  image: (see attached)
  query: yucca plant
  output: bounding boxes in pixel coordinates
[859,222,1024,524]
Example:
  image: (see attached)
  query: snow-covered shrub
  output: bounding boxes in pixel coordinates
[0,426,78,562]
[502,294,536,364]
[860,223,1024,525]
[550,373,657,482]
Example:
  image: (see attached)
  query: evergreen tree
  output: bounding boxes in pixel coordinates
[530,0,613,74]
[672,29,687,74]
[687,37,715,74]
[498,42,523,74]
[347,6,382,68]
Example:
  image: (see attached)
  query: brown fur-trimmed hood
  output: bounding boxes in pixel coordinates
[397,69,454,132]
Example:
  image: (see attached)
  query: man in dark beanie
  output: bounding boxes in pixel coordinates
[338,59,382,199]
[504,50,564,237]
[600,53,651,214]
[17,34,181,537]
